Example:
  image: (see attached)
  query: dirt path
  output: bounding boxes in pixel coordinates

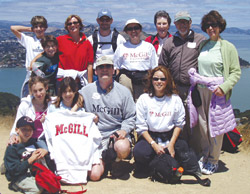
[1,118,250,194]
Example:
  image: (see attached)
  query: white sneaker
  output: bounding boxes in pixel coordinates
[201,162,218,175]
[198,157,206,170]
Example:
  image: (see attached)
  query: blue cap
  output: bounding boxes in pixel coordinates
[98,9,112,19]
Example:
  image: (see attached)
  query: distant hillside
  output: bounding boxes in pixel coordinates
[0,92,20,115]
[0,20,250,35]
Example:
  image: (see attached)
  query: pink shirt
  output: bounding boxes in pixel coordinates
[32,111,45,138]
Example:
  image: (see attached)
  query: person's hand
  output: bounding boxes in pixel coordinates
[112,130,127,140]
[35,148,48,159]
[40,113,46,123]
[152,143,165,155]
[8,134,19,145]
[28,151,40,164]
[166,143,175,158]
[213,87,224,97]
[93,114,99,124]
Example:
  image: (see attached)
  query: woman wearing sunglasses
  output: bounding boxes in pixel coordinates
[133,66,187,176]
[56,15,94,87]
[195,10,241,175]
[113,19,158,101]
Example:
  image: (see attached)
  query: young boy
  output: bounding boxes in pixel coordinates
[4,116,48,194]
[11,16,48,98]
[32,35,59,96]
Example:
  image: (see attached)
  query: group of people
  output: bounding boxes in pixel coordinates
[3,8,241,194]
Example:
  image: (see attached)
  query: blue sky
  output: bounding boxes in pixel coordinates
[0,0,249,28]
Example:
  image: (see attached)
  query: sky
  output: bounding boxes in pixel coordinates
[0,0,250,29]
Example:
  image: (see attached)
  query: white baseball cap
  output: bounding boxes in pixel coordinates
[123,18,142,31]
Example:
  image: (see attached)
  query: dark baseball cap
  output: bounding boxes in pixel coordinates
[16,116,35,130]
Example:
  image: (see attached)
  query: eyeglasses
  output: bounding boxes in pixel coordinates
[97,64,113,69]
[67,21,79,26]
[204,23,218,29]
[126,26,141,31]
[99,17,111,22]
[152,77,166,81]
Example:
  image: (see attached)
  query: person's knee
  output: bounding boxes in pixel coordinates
[114,139,130,159]
[133,141,152,163]
[88,162,104,181]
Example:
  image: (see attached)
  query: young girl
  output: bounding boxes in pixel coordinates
[48,76,84,112]
[9,76,51,147]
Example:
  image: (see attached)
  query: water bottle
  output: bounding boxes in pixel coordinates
[171,167,184,183]
[32,62,45,78]
[175,167,184,178]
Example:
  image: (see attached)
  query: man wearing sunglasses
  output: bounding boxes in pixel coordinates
[88,9,126,71]
[159,11,206,151]
[79,55,136,178]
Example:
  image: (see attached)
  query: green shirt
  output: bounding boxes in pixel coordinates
[198,40,223,77]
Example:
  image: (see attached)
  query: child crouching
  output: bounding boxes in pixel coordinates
[4,116,48,194]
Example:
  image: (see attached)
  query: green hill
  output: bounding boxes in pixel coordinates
[0,92,20,115]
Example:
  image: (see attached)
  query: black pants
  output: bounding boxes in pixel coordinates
[133,133,189,168]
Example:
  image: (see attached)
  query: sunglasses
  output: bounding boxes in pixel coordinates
[99,17,111,22]
[152,77,166,81]
[205,23,218,29]
[126,26,141,31]
[67,21,79,26]
[97,64,113,69]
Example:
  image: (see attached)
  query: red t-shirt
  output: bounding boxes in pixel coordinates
[57,33,94,71]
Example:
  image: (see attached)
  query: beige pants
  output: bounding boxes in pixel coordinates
[197,87,223,164]
[119,74,144,102]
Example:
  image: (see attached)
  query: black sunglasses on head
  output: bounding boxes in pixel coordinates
[126,26,141,31]
[67,21,79,26]
[204,23,218,29]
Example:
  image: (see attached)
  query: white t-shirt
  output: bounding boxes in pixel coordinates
[19,33,43,69]
[136,93,185,135]
[157,36,168,60]
[113,40,158,71]
[88,30,126,68]
[43,110,102,184]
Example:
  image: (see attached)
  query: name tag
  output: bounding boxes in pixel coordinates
[200,50,209,56]
[187,42,196,48]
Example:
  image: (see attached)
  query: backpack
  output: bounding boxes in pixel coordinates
[149,153,182,184]
[92,28,119,59]
[32,163,87,194]
[222,128,243,153]
[149,153,211,187]
[149,35,158,46]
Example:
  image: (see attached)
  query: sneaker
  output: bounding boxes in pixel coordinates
[201,162,218,175]
[198,157,206,171]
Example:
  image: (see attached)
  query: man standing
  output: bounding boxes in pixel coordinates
[79,55,135,178]
[88,9,126,68]
[159,11,206,151]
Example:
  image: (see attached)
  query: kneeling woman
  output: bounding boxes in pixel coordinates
[133,66,186,173]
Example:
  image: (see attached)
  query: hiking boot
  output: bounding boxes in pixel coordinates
[201,162,218,175]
